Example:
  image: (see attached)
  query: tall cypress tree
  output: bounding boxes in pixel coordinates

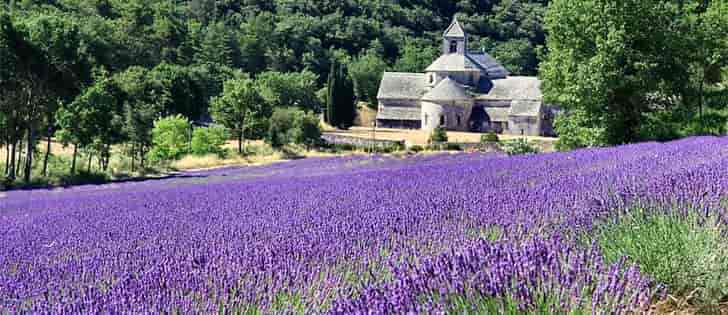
[337,62,356,128]
[326,59,356,129]
[326,60,338,126]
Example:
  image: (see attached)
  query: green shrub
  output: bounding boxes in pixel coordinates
[409,145,424,153]
[268,108,297,148]
[0,175,11,191]
[480,132,499,143]
[445,143,462,151]
[429,127,448,143]
[589,207,728,304]
[293,112,322,149]
[426,144,443,151]
[58,171,109,187]
[191,125,229,157]
[360,142,404,154]
[498,138,539,156]
[268,108,322,149]
[329,143,356,152]
[553,109,608,151]
[148,115,191,163]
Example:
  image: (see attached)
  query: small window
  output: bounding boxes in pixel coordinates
[429,74,434,84]
[457,115,461,126]
[440,115,445,126]
[450,41,458,53]
[424,114,428,126]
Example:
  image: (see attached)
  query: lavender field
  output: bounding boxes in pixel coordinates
[1,137,728,314]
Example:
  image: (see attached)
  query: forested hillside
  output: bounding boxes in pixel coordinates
[0,0,548,183]
[1,0,727,186]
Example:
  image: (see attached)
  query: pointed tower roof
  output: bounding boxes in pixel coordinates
[422,77,471,102]
[443,17,466,38]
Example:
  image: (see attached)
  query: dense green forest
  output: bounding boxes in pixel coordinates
[0,0,727,185]
[0,0,550,183]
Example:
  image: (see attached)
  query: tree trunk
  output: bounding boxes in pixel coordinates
[4,142,9,175]
[87,153,92,173]
[238,131,243,155]
[42,132,51,177]
[16,139,23,178]
[71,143,78,175]
[104,144,111,172]
[23,126,34,182]
[7,142,16,180]
[698,75,704,122]
[131,144,136,173]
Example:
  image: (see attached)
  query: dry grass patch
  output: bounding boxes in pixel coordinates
[172,153,286,171]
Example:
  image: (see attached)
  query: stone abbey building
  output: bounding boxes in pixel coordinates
[376,18,556,136]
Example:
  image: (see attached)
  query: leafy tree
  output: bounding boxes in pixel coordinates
[114,67,167,170]
[209,77,264,154]
[256,70,320,112]
[191,125,229,156]
[541,0,691,146]
[147,114,191,163]
[492,39,537,76]
[238,12,274,75]
[195,21,239,68]
[56,79,117,174]
[349,50,387,108]
[0,13,20,179]
[150,63,206,120]
[393,39,439,73]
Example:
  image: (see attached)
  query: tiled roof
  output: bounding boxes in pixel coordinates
[422,77,471,102]
[377,72,427,100]
[477,76,542,101]
[468,53,509,79]
[426,54,485,72]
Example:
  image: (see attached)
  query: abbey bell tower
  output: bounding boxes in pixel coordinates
[442,17,467,55]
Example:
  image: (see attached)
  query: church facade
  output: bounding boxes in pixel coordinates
[376,18,556,137]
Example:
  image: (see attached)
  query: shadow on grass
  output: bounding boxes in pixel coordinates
[1,170,212,192]
[279,147,306,160]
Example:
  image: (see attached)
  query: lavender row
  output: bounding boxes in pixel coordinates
[1,137,727,313]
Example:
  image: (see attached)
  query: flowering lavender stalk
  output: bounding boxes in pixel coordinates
[0,137,726,313]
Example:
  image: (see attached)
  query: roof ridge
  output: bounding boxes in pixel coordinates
[383,71,426,76]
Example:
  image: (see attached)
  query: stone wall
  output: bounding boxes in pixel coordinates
[421,101,472,132]
[507,116,542,137]
[322,134,405,148]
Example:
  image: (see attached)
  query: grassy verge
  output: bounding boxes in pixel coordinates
[585,206,728,312]
[0,142,374,190]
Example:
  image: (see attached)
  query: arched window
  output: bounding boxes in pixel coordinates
[450,41,458,53]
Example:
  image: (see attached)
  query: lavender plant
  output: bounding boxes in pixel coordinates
[0,136,726,314]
